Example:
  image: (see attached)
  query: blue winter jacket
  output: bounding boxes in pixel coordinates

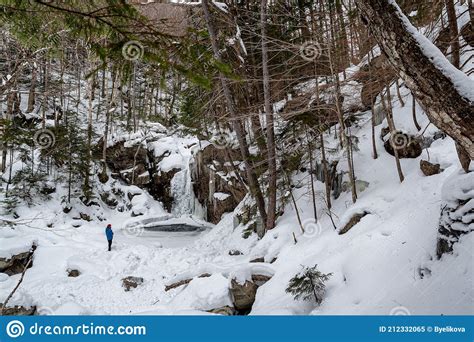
[105,227,114,241]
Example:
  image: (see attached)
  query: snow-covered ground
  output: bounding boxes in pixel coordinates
[1,82,472,315]
[0,2,472,316]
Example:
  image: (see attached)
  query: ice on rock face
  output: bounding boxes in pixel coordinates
[171,168,193,217]
[146,134,205,219]
[170,164,205,219]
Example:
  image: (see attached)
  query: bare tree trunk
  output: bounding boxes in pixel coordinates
[469,0,473,21]
[307,130,318,222]
[445,0,460,69]
[284,169,304,234]
[412,93,421,131]
[84,63,94,200]
[382,86,405,182]
[355,0,473,170]
[0,123,6,173]
[248,52,267,155]
[202,0,268,226]
[42,59,49,128]
[27,62,37,113]
[320,133,332,210]
[395,79,405,107]
[334,74,357,203]
[132,64,138,132]
[261,0,277,231]
[367,48,378,159]
[127,76,132,130]
[101,70,118,183]
[327,4,357,203]
[335,0,350,72]
[371,103,378,159]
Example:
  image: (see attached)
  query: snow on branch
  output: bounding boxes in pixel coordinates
[388,0,474,103]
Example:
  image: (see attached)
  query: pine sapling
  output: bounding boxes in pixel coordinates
[286,264,332,305]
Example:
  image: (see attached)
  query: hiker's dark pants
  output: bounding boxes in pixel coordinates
[108,239,113,251]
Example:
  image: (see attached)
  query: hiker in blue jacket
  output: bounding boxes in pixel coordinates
[105,224,114,251]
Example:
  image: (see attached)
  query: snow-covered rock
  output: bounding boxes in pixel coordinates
[168,274,232,311]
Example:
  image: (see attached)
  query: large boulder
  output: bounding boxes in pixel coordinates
[0,304,36,315]
[103,141,149,186]
[339,212,369,235]
[191,144,246,223]
[251,274,272,286]
[0,245,35,276]
[230,279,258,313]
[164,273,211,292]
[420,160,441,176]
[168,274,232,312]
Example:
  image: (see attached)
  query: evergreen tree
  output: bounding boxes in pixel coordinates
[286,265,332,304]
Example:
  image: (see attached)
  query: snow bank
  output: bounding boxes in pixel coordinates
[168,274,232,311]
[0,237,36,259]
